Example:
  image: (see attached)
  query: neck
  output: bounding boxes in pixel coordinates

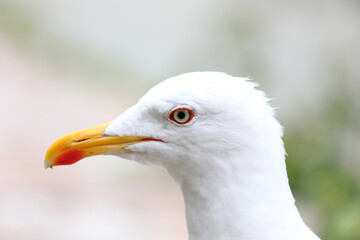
[167,148,318,240]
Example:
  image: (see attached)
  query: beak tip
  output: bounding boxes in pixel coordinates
[44,159,53,169]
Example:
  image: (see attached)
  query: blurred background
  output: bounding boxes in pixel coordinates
[0,0,359,239]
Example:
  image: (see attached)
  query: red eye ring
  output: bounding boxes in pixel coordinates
[169,108,194,125]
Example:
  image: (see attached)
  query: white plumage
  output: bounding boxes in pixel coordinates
[46,72,320,240]
[104,72,320,240]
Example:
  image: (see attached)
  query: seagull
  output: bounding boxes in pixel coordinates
[45,72,320,240]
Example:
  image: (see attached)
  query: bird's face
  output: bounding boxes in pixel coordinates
[45,72,277,172]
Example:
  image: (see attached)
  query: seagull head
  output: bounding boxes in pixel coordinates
[45,72,320,240]
[45,72,282,176]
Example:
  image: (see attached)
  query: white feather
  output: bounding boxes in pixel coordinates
[104,72,320,240]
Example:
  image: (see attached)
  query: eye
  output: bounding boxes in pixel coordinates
[169,108,194,124]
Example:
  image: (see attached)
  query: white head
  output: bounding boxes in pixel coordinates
[105,72,284,177]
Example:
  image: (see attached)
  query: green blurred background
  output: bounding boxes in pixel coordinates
[0,0,359,239]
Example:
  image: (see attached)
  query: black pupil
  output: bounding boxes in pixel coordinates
[177,111,186,119]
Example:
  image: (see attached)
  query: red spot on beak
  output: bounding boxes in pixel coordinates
[55,149,84,166]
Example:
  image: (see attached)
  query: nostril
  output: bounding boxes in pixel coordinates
[74,138,89,143]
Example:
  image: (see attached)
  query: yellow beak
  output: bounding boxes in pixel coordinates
[44,121,160,168]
